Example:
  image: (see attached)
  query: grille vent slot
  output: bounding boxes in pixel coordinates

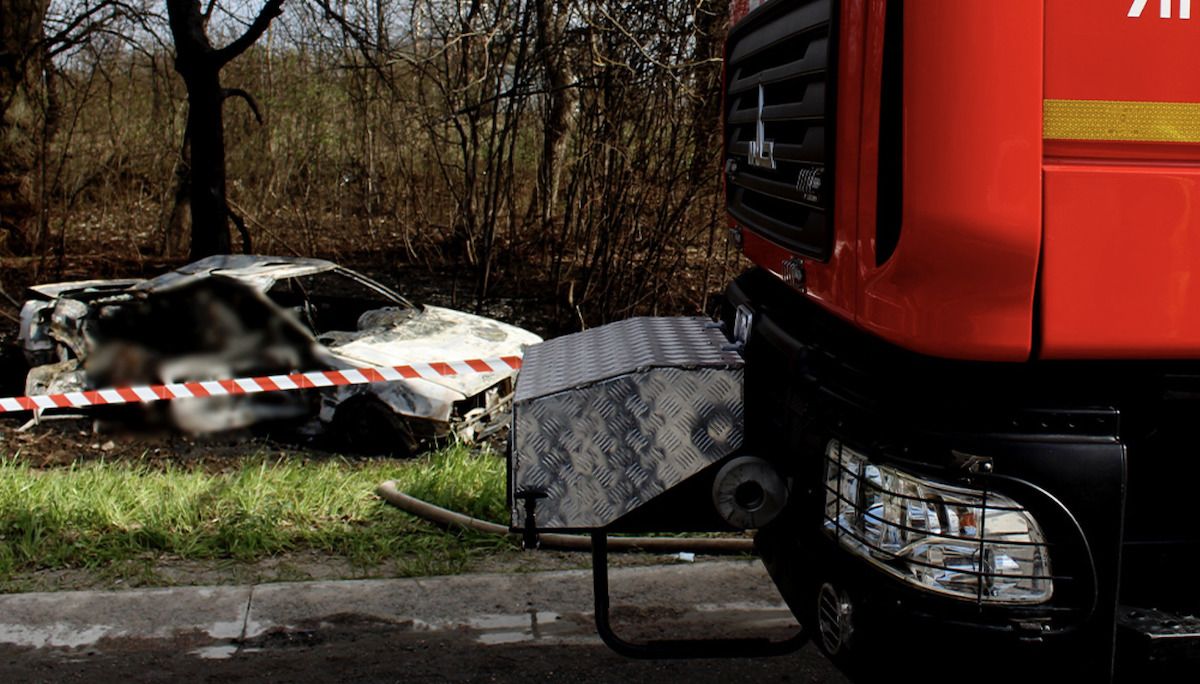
[725,0,836,259]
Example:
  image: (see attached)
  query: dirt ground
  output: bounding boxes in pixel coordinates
[0,416,283,469]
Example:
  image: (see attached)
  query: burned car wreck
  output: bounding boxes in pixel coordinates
[17,256,542,453]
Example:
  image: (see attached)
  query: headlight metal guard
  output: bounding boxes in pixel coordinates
[822,441,1098,633]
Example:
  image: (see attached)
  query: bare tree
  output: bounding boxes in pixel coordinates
[165,0,283,258]
[24,0,732,330]
[1,0,155,257]
[0,0,49,255]
[531,0,573,235]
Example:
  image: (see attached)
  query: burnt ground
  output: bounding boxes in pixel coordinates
[0,410,412,472]
[0,416,282,469]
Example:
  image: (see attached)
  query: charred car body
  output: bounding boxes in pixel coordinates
[509,1,1200,681]
[19,255,541,452]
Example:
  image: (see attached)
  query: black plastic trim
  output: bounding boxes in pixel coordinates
[725,0,838,261]
[874,0,903,266]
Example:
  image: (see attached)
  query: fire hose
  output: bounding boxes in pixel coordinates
[375,480,756,555]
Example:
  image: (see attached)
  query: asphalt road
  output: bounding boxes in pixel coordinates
[2,620,842,683]
[0,561,849,683]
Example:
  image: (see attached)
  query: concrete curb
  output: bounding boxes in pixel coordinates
[0,560,790,651]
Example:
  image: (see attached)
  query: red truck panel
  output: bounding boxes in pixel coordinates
[735,1,1043,362]
[735,1,1200,362]
[854,1,1044,362]
[1041,0,1200,359]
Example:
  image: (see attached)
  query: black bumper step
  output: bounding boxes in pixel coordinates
[1118,605,1200,663]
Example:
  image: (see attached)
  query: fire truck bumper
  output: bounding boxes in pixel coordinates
[726,267,1200,680]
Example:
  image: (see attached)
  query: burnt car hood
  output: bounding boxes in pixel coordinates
[318,305,541,400]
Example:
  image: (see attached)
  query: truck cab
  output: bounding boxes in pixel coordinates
[510,2,1200,679]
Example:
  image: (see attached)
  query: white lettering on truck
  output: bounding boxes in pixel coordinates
[1129,0,1192,19]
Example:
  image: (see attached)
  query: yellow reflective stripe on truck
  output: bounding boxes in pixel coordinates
[1044,99,1200,143]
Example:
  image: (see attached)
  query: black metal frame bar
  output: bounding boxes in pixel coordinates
[590,532,809,659]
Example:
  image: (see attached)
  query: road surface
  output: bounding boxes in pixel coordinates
[0,561,848,683]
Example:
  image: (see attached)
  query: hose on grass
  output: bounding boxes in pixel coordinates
[376,480,756,555]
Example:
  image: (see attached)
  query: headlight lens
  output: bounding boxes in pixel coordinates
[823,441,1052,604]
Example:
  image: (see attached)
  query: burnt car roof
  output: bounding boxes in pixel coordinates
[27,254,416,313]
[137,255,339,293]
[25,257,340,301]
[27,278,143,300]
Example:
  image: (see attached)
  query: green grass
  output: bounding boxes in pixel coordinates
[0,445,512,590]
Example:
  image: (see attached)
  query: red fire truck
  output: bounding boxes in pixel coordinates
[509,1,1200,679]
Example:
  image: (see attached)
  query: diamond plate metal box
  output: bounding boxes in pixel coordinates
[510,317,744,530]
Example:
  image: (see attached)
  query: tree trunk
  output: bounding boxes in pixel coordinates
[533,0,573,233]
[688,0,725,185]
[166,0,283,260]
[0,0,48,256]
[161,146,192,257]
[183,69,231,257]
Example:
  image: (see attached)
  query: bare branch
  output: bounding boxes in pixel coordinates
[228,204,252,254]
[213,0,284,66]
[39,1,167,62]
[0,282,22,309]
[222,87,263,124]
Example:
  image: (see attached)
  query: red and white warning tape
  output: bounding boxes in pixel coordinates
[0,356,524,414]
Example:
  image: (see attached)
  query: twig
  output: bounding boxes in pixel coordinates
[0,282,22,308]
[226,199,303,257]
[214,0,286,66]
[226,203,253,254]
[223,88,264,124]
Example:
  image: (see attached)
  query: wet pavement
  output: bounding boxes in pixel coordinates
[0,561,848,683]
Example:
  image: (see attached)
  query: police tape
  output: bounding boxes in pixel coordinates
[0,356,524,414]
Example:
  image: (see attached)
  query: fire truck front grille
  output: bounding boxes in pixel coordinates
[725,0,836,260]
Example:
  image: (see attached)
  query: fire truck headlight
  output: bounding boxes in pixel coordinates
[823,441,1053,605]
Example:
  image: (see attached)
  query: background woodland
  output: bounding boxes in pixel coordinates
[0,0,736,329]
